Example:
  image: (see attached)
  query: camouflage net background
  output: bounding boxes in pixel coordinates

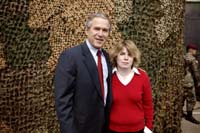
[0,0,184,133]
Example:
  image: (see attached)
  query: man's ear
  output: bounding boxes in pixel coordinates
[85,29,88,36]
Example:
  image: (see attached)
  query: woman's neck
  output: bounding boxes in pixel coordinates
[116,67,134,85]
[116,68,132,77]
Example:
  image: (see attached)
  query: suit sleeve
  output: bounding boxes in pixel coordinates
[142,72,154,130]
[54,51,77,133]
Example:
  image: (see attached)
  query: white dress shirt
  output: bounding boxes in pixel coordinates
[86,40,108,105]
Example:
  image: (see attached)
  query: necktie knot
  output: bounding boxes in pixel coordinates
[97,50,101,56]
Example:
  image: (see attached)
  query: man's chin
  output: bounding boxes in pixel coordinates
[94,43,103,49]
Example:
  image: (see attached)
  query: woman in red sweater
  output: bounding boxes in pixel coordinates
[109,40,154,133]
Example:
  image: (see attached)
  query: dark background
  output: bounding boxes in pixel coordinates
[185,2,200,48]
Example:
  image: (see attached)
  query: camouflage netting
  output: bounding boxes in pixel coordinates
[0,0,184,133]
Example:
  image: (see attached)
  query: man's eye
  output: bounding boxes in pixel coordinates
[103,29,109,32]
[94,27,100,30]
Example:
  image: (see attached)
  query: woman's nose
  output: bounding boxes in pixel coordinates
[124,54,128,59]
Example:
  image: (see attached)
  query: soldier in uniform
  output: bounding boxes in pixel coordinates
[195,55,200,101]
[183,44,200,124]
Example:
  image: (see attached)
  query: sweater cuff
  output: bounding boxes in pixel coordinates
[144,126,152,133]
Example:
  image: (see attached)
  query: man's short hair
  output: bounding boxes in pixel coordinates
[85,12,111,31]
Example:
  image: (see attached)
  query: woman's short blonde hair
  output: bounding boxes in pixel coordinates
[109,40,141,68]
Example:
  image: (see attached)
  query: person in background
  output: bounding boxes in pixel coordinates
[182,43,200,124]
[194,54,200,101]
[54,12,112,133]
[109,40,154,133]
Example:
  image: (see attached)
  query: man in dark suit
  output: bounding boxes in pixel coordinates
[54,13,112,133]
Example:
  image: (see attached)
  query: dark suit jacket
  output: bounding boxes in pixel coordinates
[54,42,112,133]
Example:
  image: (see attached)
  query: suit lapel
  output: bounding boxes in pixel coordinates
[81,42,104,101]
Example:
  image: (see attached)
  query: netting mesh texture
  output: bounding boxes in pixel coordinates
[0,0,185,133]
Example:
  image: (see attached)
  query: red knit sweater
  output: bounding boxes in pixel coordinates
[109,69,154,132]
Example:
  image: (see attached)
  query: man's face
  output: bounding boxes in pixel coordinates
[191,49,197,56]
[85,17,110,49]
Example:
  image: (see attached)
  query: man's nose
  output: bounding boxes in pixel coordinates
[98,30,104,36]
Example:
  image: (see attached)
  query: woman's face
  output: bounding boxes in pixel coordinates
[116,47,133,70]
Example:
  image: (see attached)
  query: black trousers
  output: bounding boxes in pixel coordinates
[109,129,144,133]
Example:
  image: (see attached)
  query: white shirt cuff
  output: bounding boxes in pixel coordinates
[144,126,152,133]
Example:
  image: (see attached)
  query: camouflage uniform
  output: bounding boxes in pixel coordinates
[183,52,199,112]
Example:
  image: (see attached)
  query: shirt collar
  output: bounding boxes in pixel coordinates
[112,67,140,75]
[86,39,99,54]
